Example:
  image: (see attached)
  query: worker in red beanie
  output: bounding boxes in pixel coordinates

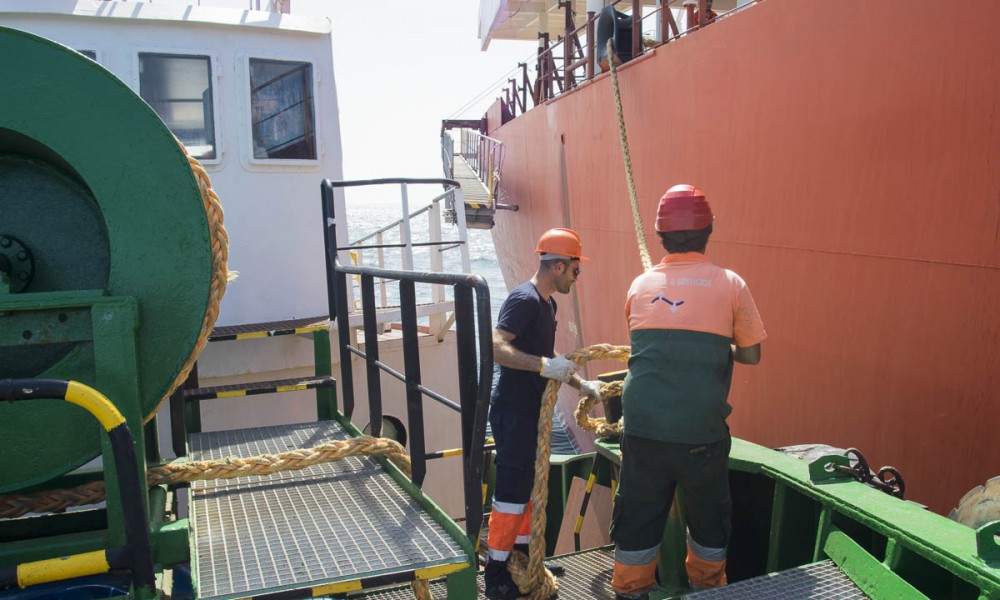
[610,185,767,599]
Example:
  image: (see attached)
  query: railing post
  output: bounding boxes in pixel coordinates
[428,199,445,334]
[454,187,472,274]
[632,0,642,60]
[561,0,573,91]
[321,180,355,419]
[399,279,426,486]
[453,284,479,539]
[400,183,414,271]
[376,232,387,307]
[521,62,531,109]
[360,274,383,436]
[586,10,596,79]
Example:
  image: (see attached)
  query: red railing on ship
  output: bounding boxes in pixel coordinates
[499,0,759,122]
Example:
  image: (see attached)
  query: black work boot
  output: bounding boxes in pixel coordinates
[615,593,650,600]
[484,558,521,600]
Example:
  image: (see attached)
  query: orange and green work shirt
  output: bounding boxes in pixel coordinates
[623,252,767,444]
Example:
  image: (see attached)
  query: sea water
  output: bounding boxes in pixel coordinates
[343,203,509,324]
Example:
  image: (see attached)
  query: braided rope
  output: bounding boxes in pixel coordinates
[149,141,232,421]
[607,39,653,272]
[574,379,625,439]
[511,344,632,599]
[0,436,411,519]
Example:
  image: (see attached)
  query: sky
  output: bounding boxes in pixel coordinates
[293,0,536,206]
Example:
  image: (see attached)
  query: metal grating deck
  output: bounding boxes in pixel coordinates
[683,560,868,599]
[357,553,868,599]
[357,548,617,599]
[189,421,470,600]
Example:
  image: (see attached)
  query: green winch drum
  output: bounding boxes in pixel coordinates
[0,27,213,493]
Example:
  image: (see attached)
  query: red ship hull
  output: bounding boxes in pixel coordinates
[486,0,1000,514]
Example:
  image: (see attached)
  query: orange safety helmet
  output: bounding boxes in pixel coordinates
[655,184,714,232]
[535,228,590,261]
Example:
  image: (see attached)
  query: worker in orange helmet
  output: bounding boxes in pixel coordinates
[610,185,767,599]
[484,227,603,599]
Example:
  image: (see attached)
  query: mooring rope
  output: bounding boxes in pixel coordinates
[508,344,631,599]
[150,140,233,421]
[607,39,653,272]
[0,435,433,598]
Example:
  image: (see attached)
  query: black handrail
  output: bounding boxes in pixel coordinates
[320,179,494,545]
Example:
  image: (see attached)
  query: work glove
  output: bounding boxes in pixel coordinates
[540,354,579,383]
[579,379,603,402]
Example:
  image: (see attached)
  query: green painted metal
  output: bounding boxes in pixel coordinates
[976,522,1000,568]
[0,530,110,566]
[824,529,928,599]
[808,454,853,483]
[0,26,211,493]
[313,328,336,420]
[729,438,1000,598]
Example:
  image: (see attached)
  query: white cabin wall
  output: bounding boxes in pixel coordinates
[1,11,344,331]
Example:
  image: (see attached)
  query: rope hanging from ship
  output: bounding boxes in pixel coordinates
[607,38,653,272]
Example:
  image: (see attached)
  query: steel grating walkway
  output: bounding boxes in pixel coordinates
[358,548,617,599]
[189,421,470,600]
[357,553,868,599]
[683,560,868,599]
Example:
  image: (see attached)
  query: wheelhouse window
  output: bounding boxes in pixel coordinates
[249,58,316,160]
[77,50,97,61]
[138,53,216,160]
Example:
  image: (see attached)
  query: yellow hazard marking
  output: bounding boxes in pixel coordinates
[235,332,269,339]
[276,385,308,393]
[18,550,110,588]
[415,562,469,580]
[311,580,362,595]
[216,390,248,398]
[585,473,596,493]
[65,382,125,431]
[575,515,585,533]
[296,326,326,334]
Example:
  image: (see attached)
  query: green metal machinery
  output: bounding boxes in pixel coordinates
[0,25,212,595]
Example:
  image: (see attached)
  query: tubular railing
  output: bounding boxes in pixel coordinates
[324,178,472,336]
[457,129,504,206]
[321,179,493,545]
[498,0,760,121]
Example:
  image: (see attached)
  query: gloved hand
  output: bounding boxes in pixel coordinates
[579,379,603,402]
[540,354,580,383]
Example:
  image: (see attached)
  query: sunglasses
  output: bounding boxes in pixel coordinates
[560,261,581,277]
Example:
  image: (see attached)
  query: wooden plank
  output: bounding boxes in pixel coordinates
[555,476,613,554]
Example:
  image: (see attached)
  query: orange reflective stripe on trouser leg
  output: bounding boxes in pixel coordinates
[514,500,533,546]
[487,500,528,560]
[685,545,727,590]
[611,551,658,596]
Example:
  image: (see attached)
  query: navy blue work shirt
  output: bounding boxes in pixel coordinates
[490,281,557,467]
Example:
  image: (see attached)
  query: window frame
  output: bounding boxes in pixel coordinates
[241,51,322,169]
[132,48,223,166]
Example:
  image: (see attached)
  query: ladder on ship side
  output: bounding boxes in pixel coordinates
[439,126,518,231]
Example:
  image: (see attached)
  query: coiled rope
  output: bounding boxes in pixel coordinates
[151,140,233,421]
[508,344,631,599]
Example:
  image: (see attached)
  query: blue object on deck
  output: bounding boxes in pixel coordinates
[0,574,130,599]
